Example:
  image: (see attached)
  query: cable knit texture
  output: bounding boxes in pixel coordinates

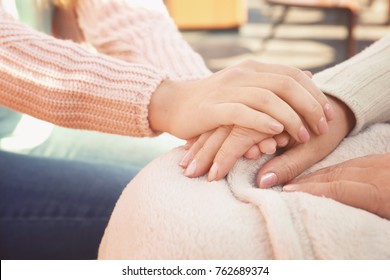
[313,34,390,135]
[76,0,211,81]
[0,0,210,137]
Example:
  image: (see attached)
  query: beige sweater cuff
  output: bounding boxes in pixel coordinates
[313,34,390,135]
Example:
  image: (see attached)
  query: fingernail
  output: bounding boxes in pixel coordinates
[270,121,284,133]
[298,126,310,143]
[318,117,329,134]
[208,162,218,181]
[184,159,197,177]
[324,103,335,121]
[277,137,289,147]
[179,151,193,167]
[259,172,278,189]
[283,184,299,192]
[264,145,277,155]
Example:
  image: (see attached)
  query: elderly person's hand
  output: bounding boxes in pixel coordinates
[257,95,355,188]
[283,153,390,220]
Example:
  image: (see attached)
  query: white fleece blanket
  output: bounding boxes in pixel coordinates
[98,123,390,259]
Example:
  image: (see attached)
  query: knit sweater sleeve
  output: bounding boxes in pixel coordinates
[313,34,390,135]
[0,7,166,137]
[75,0,211,81]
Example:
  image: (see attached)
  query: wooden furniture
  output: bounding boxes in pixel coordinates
[388,0,390,24]
[265,0,360,57]
[164,0,247,30]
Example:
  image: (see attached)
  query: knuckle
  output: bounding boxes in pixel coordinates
[231,127,258,146]
[215,145,240,163]
[256,90,273,106]
[228,103,246,120]
[368,183,383,216]
[190,130,213,152]
[279,76,296,91]
[193,150,214,175]
[252,112,273,131]
[196,145,211,161]
[306,102,323,118]
[287,66,304,81]
[326,166,344,182]
[284,112,301,132]
[278,153,301,181]
[223,68,244,81]
[240,58,258,67]
[328,181,346,199]
[275,133,290,147]
[190,139,205,154]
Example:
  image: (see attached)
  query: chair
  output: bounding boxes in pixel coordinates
[265,0,360,57]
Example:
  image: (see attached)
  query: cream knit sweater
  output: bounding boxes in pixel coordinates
[1,0,389,138]
[313,34,390,135]
[0,0,210,137]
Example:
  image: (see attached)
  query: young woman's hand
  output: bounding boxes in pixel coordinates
[283,153,390,220]
[149,60,334,141]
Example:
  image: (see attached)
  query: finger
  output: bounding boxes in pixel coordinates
[283,181,381,217]
[182,142,192,150]
[210,127,269,181]
[184,126,231,178]
[303,70,313,78]
[293,166,374,186]
[258,138,277,155]
[179,131,213,168]
[221,89,310,143]
[238,60,335,121]
[183,137,198,150]
[274,132,290,148]
[244,145,262,160]
[257,142,323,188]
[257,95,355,189]
[214,103,285,136]
[230,72,329,136]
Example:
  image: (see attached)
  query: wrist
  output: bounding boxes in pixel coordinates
[148,79,183,134]
[327,95,356,137]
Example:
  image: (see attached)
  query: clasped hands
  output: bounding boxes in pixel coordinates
[150,59,334,181]
[149,59,389,219]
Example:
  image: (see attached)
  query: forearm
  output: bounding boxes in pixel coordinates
[75,0,211,81]
[313,34,390,135]
[0,8,165,137]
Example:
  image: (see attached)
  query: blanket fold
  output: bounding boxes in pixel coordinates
[99,123,390,259]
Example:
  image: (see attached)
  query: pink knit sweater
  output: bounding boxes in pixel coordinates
[0,0,211,137]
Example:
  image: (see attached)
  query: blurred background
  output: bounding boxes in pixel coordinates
[165,0,389,73]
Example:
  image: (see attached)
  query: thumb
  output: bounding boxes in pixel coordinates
[257,145,318,188]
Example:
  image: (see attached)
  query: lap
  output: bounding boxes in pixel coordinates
[99,124,390,259]
[0,150,137,259]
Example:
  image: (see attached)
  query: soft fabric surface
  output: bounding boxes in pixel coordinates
[98,123,390,259]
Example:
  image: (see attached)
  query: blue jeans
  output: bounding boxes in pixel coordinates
[0,107,180,259]
[0,151,138,260]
